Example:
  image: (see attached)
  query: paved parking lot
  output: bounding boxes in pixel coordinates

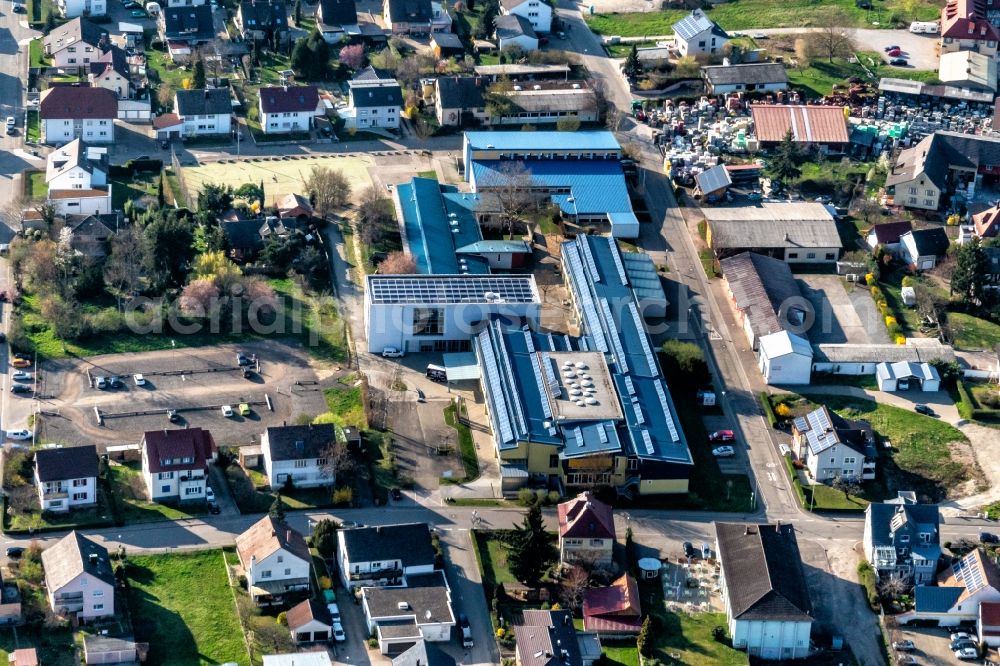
[796,274,887,344]
[889,623,980,666]
[702,413,748,475]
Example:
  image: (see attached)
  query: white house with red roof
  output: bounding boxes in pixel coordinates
[258,85,322,134]
[557,491,615,569]
[140,427,217,502]
[941,0,1000,56]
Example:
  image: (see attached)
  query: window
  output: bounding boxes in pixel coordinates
[412,307,444,336]
[590,539,604,547]
[284,568,291,576]
[919,532,931,543]
[806,252,816,259]
[294,459,308,468]
[260,570,272,579]
[549,454,559,469]
[277,555,283,563]
[899,534,910,543]
[93,590,104,597]
[158,472,174,480]
[317,458,328,467]
[161,485,171,493]
[825,253,835,260]
[844,457,856,464]
[627,458,639,471]
[908,187,917,195]
[787,252,799,259]
[73,479,87,487]
[72,492,88,501]
[93,603,104,611]
[925,189,935,197]
[923,199,934,207]
[184,486,200,495]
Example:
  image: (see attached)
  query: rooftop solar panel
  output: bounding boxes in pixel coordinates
[654,380,680,443]
[624,376,636,396]
[564,244,608,352]
[478,331,514,444]
[640,428,654,455]
[600,299,629,374]
[629,302,657,374]
[367,275,538,304]
[579,235,601,283]
[528,349,553,420]
[493,321,528,435]
[607,236,629,286]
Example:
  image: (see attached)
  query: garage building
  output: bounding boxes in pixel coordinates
[875,361,941,392]
[757,331,813,385]
[287,598,333,643]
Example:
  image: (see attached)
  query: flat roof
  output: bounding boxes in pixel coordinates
[879,77,996,103]
[464,130,621,153]
[541,351,623,422]
[395,177,485,275]
[366,275,539,305]
[473,63,571,76]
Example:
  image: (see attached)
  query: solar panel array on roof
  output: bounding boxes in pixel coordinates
[953,555,987,594]
[478,330,515,444]
[564,244,608,352]
[368,276,537,304]
[608,236,629,286]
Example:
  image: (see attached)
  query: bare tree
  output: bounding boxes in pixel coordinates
[320,441,353,484]
[483,161,539,237]
[1,196,31,232]
[304,166,351,217]
[794,38,811,72]
[832,475,861,500]
[815,12,855,63]
[560,565,590,611]
[878,573,909,600]
[378,251,417,274]
[357,185,393,247]
[914,284,946,326]
[104,227,148,310]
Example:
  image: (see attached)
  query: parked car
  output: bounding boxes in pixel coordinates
[221,404,234,417]
[891,640,915,651]
[888,58,908,66]
[133,373,146,386]
[327,603,341,622]
[712,446,735,458]
[459,613,473,648]
[5,429,32,441]
[209,502,221,514]
[683,541,696,558]
[382,346,404,358]
[895,657,917,666]
[886,47,903,56]
[981,532,1000,544]
[12,371,32,382]
[955,647,979,660]
[883,44,901,52]
[950,631,972,641]
[5,547,24,559]
[206,486,215,503]
[167,409,180,423]
[95,376,108,389]
[238,403,251,416]
[108,376,123,388]
[914,404,935,416]
[752,32,767,38]
[332,622,346,642]
[10,384,31,394]
[5,116,14,132]
[708,430,735,442]
[952,639,977,651]
[12,4,25,11]
[391,487,403,501]
[11,358,31,368]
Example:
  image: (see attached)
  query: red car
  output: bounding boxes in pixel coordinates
[886,48,902,57]
[708,430,735,442]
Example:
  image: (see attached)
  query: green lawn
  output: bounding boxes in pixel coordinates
[0,627,74,666]
[947,312,1000,350]
[109,461,207,523]
[482,535,518,587]
[417,170,438,179]
[313,384,366,428]
[585,0,940,35]
[126,551,249,666]
[146,48,190,98]
[444,403,479,481]
[24,170,47,199]
[805,480,871,511]
[601,645,641,666]
[26,110,40,143]
[29,38,49,68]
[111,172,160,211]
[794,159,876,202]
[653,612,748,666]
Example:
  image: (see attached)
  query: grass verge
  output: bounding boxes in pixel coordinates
[947,312,1000,350]
[444,402,479,481]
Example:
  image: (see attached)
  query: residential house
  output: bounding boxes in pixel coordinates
[153,113,185,140]
[906,548,1000,625]
[430,1,451,31]
[276,192,313,221]
[499,0,551,33]
[43,18,110,68]
[175,88,233,137]
[392,641,456,666]
[986,246,1000,287]
[979,601,1000,647]
[337,523,437,589]
[863,499,941,585]
[343,76,402,129]
[383,0,432,34]
[715,522,813,660]
[940,0,999,56]
[900,227,950,270]
[88,47,132,99]
[41,532,115,620]
[702,63,788,94]
[34,445,99,512]
[236,515,312,605]
[557,491,615,569]
[582,575,641,637]
[671,9,728,57]
[490,81,599,126]
[750,105,850,150]
[756,330,813,385]
[261,423,337,489]
[258,85,321,134]
[316,0,358,43]
[866,220,913,255]
[0,570,21,626]
[236,0,289,43]
[431,31,464,58]
[704,202,842,263]
[938,50,998,92]
[221,216,267,261]
[791,405,876,483]
[362,571,456,654]
[58,0,106,18]
[287,599,333,643]
[972,203,1000,239]
[160,5,216,45]
[514,609,602,666]
[64,214,118,258]
[495,14,537,52]
[435,76,488,126]
[719,251,810,352]
[40,87,117,145]
[8,649,36,666]
[44,139,112,216]
[140,427,217,502]
[887,131,1000,211]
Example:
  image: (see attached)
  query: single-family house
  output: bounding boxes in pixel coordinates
[64,214,117,258]
[757,330,813,385]
[557,491,615,569]
[750,105,850,151]
[671,9,728,57]
[34,445,99,512]
[499,0,550,34]
[258,85,321,134]
[864,498,941,585]
[886,131,1000,211]
[383,0,432,34]
[261,423,337,489]
[940,0,999,56]
[431,32,464,58]
[719,252,810,352]
[906,549,1000,626]
[160,5,216,45]
[792,405,876,483]
[392,641,456,666]
[236,0,289,42]
[514,609,602,666]
[495,14,537,52]
[41,532,115,620]
[221,216,267,261]
[866,220,913,255]
[938,50,998,93]
[435,76,489,126]
[236,515,312,605]
[702,63,789,95]
[344,77,402,129]
[175,88,233,137]
[140,427,217,502]
[44,139,112,216]
[0,570,21,626]
[39,87,117,145]
[276,193,313,221]
[316,0,358,42]
[287,598,334,643]
[900,227,950,270]
[338,523,437,589]
[58,0,106,19]
[362,571,456,654]
[972,203,1000,239]
[715,522,813,660]
[876,361,941,392]
[582,575,641,636]
[43,18,110,68]
[88,47,132,99]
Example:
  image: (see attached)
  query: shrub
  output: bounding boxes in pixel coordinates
[901,276,913,287]
[319,576,332,590]
[857,561,879,611]
[865,273,875,286]
[276,611,287,626]
[637,616,654,657]
[517,487,537,507]
[774,403,791,418]
[884,315,897,327]
[333,486,353,506]
[760,392,779,428]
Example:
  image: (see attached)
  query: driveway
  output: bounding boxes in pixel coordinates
[796,275,886,345]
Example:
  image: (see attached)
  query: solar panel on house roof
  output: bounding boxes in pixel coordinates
[367,276,538,304]
[654,380,680,443]
[629,303,657,372]
[640,429,654,455]
[953,555,987,594]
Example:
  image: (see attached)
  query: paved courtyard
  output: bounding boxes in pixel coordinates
[796,274,888,345]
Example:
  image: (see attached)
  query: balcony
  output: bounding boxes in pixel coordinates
[45,490,69,500]
[349,567,403,583]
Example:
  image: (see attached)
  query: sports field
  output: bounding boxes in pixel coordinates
[182,154,375,207]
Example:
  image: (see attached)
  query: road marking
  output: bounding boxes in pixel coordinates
[767,472,776,482]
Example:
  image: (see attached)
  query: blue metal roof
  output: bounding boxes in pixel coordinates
[472,160,633,217]
[915,586,962,614]
[464,130,622,153]
[455,239,532,254]
[396,178,489,275]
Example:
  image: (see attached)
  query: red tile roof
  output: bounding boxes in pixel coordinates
[750,104,849,144]
[583,574,641,631]
[942,0,1000,41]
[40,86,118,120]
[557,491,615,539]
[142,427,216,473]
[981,601,1000,627]
[973,204,1000,237]
[153,113,183,129]
[259,85,320,114]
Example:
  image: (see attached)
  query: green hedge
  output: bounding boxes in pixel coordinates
[784,456,808,508]
[759,392,778,428]
[956,380,1000,422]
[857,561,879,612]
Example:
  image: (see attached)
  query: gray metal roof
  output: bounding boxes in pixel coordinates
[695,164,732,194]
[366,275,539,305]
[720,252,807,341]
[706,204,842,250]
[813,341,955,364]
[703,63,789,87]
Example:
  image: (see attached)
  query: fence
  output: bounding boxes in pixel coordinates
[170,146,193,209]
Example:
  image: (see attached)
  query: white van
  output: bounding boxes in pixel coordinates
[909,21,939,34]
